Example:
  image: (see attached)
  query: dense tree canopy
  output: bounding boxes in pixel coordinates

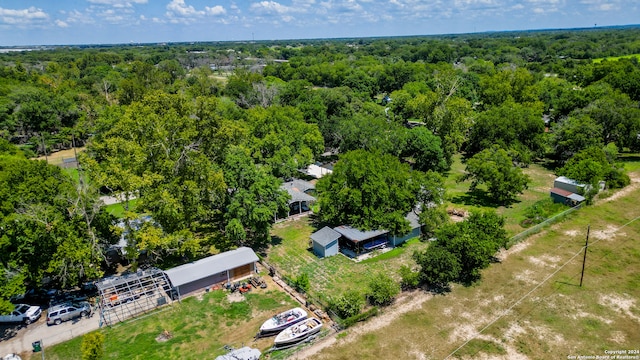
[317,150,441,235]
[0,27,638,302]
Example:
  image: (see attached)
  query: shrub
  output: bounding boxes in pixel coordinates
[328,290,364,319]
[366,273,400,306]
[81,332,105,360]
[292,272,310,293]
[399,265,420,290]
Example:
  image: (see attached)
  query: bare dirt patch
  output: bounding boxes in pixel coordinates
[291,290,432,359]
[35,147,84,164]
[598,172,640,203]
[563,229,580,237]
[527,254,561,268]
[598,294,640,323]
[591,225,625,241]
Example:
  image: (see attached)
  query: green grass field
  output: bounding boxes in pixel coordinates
[267,219,428,302]
[445,154,558,235]
[592,53,640,63]
[104,199,140,218]
[41,289,298,360]
[309,169,640,359]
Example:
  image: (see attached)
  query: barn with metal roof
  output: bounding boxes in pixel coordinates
[164,247,259,299]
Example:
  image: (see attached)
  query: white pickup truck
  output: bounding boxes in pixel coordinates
[0,304,42,325]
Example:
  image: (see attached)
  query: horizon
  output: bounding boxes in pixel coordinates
[2,23,639,49]
[2,0,639,47]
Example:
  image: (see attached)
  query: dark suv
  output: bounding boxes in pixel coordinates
[47,301,91,325]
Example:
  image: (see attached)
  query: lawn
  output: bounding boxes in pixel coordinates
[308,169,640,359]
[592,53,640,63]
[445,154,560,235]
[39,289,299,360]
[104,199,140,218]
[267,218,429,303]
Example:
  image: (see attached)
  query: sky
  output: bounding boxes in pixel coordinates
[0,0,638,46]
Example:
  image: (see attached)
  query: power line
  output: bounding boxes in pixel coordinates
[444,214,640,359]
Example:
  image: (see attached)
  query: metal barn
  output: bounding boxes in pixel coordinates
[164,247,259,299]
[96,267,173,326]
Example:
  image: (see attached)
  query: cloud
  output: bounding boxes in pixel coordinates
[580,0,620,11]
[0,6,49,25]
[166,0,232,23]
[250,1,297,15]
[205,5,226,16]
[167,0,204,16]
[55,19,69,28]
[87,0,148,6]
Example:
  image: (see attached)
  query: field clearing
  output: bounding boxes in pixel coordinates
[39,287,298,360]
[35,147,84,165]
[303,170,640,360]
[592,53,640,63]
[445,155,557,235]
[267,218,428,301]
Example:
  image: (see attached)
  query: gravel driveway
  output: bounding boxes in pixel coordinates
[0,312,100,356]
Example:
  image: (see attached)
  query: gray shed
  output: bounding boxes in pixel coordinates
[311,226,341,258]
[164,247,258,298]
[553,176,586,194]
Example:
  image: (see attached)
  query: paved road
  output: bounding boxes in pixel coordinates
[0,313,100,356]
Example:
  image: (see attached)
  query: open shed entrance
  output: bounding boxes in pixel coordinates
[96,267,173,326]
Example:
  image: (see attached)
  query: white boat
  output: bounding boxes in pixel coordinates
[259,307,308,334]
[274,318,322,346]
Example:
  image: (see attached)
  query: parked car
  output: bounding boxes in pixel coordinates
[10,288,59,307]
[46,301,91,325]
[0,304,42,325]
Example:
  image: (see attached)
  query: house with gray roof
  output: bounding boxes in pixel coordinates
[164,247,258,299]
[310,211,423,258]
[310,226,341,258]
[278,179,316,220]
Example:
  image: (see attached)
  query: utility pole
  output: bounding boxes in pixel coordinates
[580,225,590,287]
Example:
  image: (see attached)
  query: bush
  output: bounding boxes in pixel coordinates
[339,307,379,328]
[328,290,364,319]
[81,332,105,360]
[521,198,567,227]
[291,272,310,293]
[366,273,400,306]
[399,265,420,290]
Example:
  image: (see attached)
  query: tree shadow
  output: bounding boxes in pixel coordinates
[449,189,499,208]
[0,324,22,342]
[618,155,640,163]
[535,158,561,172]
[423,283,452,295]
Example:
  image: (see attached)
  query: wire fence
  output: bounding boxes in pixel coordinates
[506,203,583,248]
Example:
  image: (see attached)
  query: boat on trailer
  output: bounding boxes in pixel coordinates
[273,318,322,347]
[259,307,308,334]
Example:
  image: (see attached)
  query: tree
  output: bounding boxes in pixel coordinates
[81,332,105,360]
[432,210,507,284]
[558,145,629,192]
[551,115,603,163]
[401,127,448,172]
[461,145,530,204]
[413,246,461,290]
[328,290,365,319]
[317,150,425,235]
[466,99,545,162]
[366,273,400,306]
